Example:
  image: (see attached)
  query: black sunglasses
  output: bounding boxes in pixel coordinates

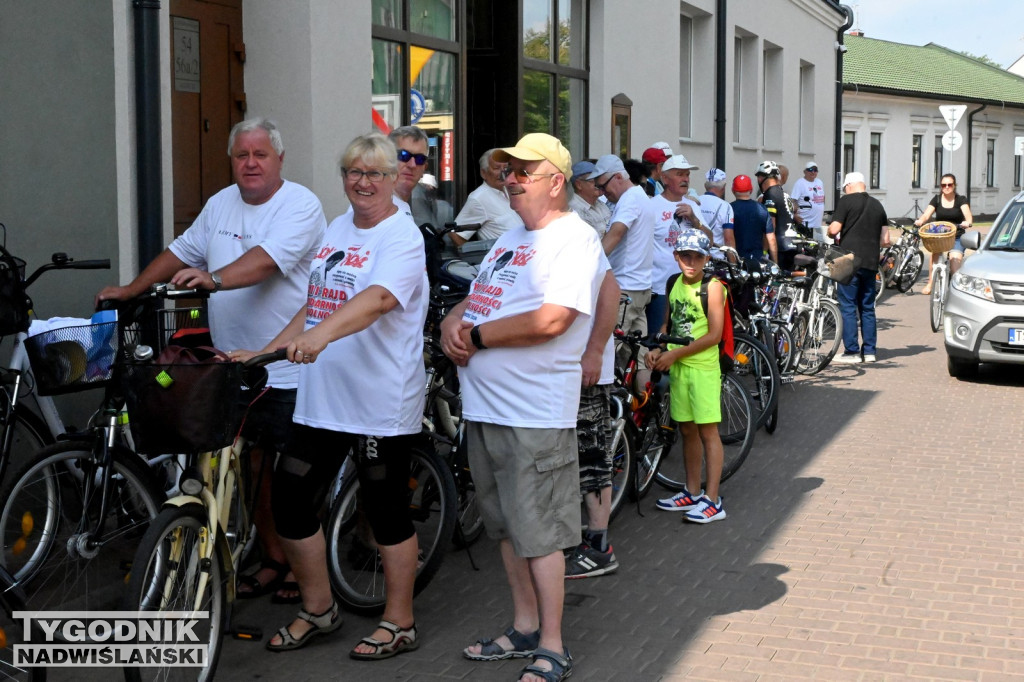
[807,167,818,172]
[397,149,428,166]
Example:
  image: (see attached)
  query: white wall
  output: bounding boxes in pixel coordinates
[844,92,1024,220]
[244,0,371,220]
[589,0,844,205]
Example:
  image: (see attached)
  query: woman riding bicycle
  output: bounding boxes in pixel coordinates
[914,173,972,295]
[234,132,429,659]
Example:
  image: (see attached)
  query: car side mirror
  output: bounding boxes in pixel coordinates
[960,230,980,251]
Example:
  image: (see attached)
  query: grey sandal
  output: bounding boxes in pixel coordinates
[463,626,540,661]
[265,601,343,652]
[349,620,419,660]
[518,647,573,682]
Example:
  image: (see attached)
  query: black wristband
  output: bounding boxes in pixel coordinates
[470,325,487,350]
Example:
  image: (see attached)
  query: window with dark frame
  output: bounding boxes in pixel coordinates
[843,131,855,179]
[1015,153,1022,189]
[869,132,881,189]
[522,0,589,163]
[986,138,995,188]
[911,135,922,189]
[934,135,944,187]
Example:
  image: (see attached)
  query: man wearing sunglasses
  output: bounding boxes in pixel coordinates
[792,161,826,238]
[387,126,431,224]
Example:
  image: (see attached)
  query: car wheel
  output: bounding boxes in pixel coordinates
[946,355,978,379]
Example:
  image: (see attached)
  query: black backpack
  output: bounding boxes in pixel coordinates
[0,241,30,336]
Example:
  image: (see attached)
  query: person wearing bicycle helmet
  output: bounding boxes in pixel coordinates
[913,173,973,295]
[755,160,799,270]
[728,174,776,264]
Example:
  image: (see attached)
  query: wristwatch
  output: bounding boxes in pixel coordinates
[470,325,487,350]
[210,272,223,291]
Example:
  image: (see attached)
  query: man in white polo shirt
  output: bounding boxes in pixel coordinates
[589,154,655,342]
[450,149,523,247]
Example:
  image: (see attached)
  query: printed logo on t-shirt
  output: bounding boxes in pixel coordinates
[305,243,372,323]
[217,229,252,241]
[466,244,535,318]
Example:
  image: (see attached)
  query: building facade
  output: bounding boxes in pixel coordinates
[842,35,1024,221]
[1,0,848,320]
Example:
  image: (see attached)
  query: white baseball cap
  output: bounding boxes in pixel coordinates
[842,171,865,187]
[662,155,699,172]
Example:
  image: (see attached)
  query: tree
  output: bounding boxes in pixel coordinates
[958,50,1003,69]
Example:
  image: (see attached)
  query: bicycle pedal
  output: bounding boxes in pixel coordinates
[780,374,795,385]
[231,625,263,642]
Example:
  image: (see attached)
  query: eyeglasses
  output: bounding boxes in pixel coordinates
[940,182,955,188]
[594,175,615,191]
[500,167,559,183]
[341,167,391,183]
[397,149,428,166]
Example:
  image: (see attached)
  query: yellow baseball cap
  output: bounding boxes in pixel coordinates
[493,133,572,178]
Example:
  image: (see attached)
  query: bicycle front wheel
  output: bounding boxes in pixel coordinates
[731,333,780,430]
[326,448,456,615]
[607,417,633,521]
[895,249,923,293]
[0,408,53,488]
[123,504,224,682]
[794,300,843,375]
[0,441,163,613]
[0,566,45,682]
[929,264,947,332]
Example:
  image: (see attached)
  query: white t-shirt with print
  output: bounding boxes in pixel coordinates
[791,177,826,229]
[649,194,701,295]
[460,213,605,428]
[607,185,655,292]
[454,184,523,241]
[169,180,326,388]
[293,210,429,436]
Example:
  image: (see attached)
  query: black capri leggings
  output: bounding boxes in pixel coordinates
[272,424,418,546]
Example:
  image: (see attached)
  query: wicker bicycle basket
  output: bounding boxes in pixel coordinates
[919,221,957,254]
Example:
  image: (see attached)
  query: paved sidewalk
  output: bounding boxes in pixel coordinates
[211,285,1023,681]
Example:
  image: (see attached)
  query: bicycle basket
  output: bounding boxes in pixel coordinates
[160,306,212,349]
[24,321,119,395]
[0,245,29,336]
[919,221,957,254]
[818,244,858,284]
[121,358,245,455]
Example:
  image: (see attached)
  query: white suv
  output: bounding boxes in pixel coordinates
[944,190,1024,378]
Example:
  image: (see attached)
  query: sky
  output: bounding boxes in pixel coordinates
[846,0,1024,68]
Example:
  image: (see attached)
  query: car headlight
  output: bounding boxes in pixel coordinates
[951,272,994,301]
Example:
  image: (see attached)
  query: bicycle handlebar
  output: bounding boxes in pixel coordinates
[242,348,289,368]
[23,253,112,288]
[614,329,693,348]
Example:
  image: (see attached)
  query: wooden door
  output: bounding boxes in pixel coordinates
[170,0,245,237]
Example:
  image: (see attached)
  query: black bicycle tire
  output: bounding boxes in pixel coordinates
[607,417,633,521]
[929,265,946,332]
[770,321,795,374]
[896,249,924,293]
[794,300,842,375]
[325,447,456,616]
[123,504,224,682]
[731,332,780,430]
[0,441,163,614]
[0,408,54,488]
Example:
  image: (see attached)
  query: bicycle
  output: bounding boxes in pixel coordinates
[0,564,45,681]
[614,330,756,497]
[0,241,114,486]
[122,347,283,682]
[0,284,201,617]
[919,221,958,333]
[877,221,925,296]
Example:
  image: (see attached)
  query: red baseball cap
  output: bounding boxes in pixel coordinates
[732,174,753,193]
[641,147,669,164]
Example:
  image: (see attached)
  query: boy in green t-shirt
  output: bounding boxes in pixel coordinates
[645,229,727,523]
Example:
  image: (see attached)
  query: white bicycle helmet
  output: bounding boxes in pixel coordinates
[755,160,780,177]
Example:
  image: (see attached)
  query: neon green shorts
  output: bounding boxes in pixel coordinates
[669,363,721,424]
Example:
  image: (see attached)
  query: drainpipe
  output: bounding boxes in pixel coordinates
[832,4,854,210]
[714,0,726,169]
[965,104,987,208]
[134,0,163,267]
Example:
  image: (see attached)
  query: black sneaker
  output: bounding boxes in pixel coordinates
[564,542,618,579]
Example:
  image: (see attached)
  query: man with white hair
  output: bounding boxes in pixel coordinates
[827,171,890,364]
[590,154,656,340]
[698,168,736,253]
[791,161,826,237]
[450,149,522,247]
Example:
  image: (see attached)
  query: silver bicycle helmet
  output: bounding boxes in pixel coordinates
[755,160,780,177]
